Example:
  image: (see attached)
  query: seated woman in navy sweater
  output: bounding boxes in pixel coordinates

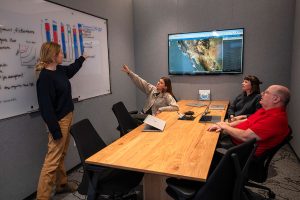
[228,75,262,122]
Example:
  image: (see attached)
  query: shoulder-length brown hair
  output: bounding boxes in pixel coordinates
[161,77,176,100]
[244,75,262,94]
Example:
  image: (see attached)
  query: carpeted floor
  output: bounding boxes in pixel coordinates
[247,145,300,200]
[42,144,300,200]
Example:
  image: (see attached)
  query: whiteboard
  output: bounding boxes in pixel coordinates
[0,0,111,120]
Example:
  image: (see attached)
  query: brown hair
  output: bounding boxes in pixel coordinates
[35,42,61,71]
[161,77,176,100]
[244,75,262,94]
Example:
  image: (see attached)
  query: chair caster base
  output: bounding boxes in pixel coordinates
[268,191,275,199]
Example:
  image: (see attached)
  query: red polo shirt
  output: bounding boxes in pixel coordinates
[233,107,289,156]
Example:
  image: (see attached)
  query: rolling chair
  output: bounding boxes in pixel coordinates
[245,128,293,199]
[166,138,257,200]
[70,119,143,199]
[112,101,143,137]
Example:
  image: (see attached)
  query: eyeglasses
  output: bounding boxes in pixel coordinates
[261,90,279,98]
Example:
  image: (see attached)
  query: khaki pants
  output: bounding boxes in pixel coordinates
[36,112,73,200]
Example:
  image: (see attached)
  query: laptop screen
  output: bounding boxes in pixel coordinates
[199,115,221,123]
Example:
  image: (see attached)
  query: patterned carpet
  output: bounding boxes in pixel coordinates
[46,144,300,200]
[247,145,300,200]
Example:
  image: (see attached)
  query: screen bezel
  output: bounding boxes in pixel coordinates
[168,28,244,75]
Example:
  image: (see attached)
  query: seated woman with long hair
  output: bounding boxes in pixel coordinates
[122,64,179,115]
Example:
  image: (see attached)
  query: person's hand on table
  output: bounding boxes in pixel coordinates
[208,122,230,132]
[207,124,222,132]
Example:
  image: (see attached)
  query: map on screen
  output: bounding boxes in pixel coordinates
[168,28,244,75]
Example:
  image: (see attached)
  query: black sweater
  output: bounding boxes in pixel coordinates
[227,92,261,117]
[36,56,85,140]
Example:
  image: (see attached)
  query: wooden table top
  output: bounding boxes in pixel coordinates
[86,100,229,182]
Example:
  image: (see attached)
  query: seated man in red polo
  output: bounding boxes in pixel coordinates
[208,85,290,156]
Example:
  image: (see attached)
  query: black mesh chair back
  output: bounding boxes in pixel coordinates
[166,138,257,200]
[70,119,106,194]
[70,119,144,198]
[246,127,293,198]
[71,119,107,160]
[112,101,140,137]
[194,138,256,200]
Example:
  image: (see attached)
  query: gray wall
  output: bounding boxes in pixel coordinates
[133,0,294,106]
[290,0,300,157]
[0,0,137,199]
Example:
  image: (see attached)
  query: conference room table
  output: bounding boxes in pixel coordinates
[86,100,229,200]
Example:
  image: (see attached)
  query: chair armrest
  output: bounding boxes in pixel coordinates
[129,110,138,114]
[216,148,228,155]
[131,114,148,121]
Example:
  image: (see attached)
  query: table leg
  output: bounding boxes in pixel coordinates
[143,174,172,200]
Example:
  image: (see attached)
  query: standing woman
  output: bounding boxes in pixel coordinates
[227,75,262,122]
[122,64,179,115]
[35,42,88,199]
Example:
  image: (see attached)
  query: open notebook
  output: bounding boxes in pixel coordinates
[143,115,166,132]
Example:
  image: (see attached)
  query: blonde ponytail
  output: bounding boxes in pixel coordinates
[35,60,47,71]
[35,42,61,72]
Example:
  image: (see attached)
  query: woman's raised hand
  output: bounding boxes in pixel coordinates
[122,64,131,73]
[82,52,91,59]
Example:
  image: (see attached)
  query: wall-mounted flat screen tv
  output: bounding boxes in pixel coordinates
[168,28,244,75]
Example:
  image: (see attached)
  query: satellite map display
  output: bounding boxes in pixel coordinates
[168,29,243,75]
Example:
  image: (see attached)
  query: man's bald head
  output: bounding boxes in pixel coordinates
[269,85,290,106]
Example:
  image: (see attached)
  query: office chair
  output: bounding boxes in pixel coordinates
[245,128,293,199]
[112,101,143,137]
[70,119,143,199]
[165,138,257,200]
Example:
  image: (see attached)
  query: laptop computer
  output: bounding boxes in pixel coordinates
[199,115,222,123]
[143,115,166,132]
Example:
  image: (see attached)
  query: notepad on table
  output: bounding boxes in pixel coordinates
[186,102,207,107]
[143,115,166,132]
[209,105,225,110]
